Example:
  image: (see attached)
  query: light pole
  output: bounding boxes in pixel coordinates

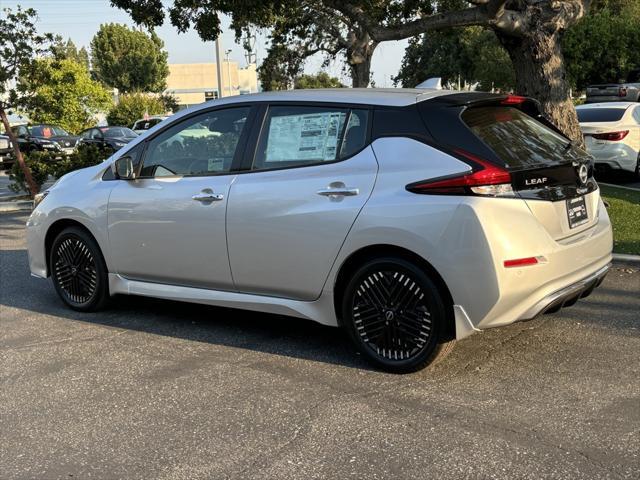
[215,38,224,98]
[225,49,233,97]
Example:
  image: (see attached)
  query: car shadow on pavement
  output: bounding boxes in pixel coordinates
[0,248,375,371]
[2,247,638,373]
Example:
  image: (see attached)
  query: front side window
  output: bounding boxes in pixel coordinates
[253,106,353,170]
[139,107,250,178]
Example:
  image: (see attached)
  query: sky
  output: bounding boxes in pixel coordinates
[2,0,410,88]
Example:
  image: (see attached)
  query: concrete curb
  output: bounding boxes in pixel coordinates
[0,200,33,212]
[612,253,640,264]
[600,182,640,192]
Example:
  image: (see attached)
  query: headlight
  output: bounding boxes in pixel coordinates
[113,141,126,147]
[33,190,49,208]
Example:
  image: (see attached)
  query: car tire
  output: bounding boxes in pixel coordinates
[50,226,110,312]
[341,257,455,373]
[635,153,640,180]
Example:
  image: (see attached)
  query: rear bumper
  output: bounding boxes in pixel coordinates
[588,147,638,172]
[518,263,610,320]
[442,193,613,339]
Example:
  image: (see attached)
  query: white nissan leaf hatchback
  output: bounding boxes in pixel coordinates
[27,89,613,373]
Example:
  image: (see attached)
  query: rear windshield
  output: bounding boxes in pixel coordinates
[576,108,626,123]
[133,118,163,130]
[462,107,576,169]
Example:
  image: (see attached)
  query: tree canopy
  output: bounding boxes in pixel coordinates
[0,6,54,196]
[52,38,91,70]
[395,26,515,92]
[563,0,640,89]
[91,23,169,93]
[397,0,639,94]
[111,0,595,141]
[106,92,166,127]
[20,58,113,133]
[257,42,306,91]
[295,72,345,89]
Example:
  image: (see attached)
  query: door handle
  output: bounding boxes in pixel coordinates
[316,187,359,197]
[192,191,224,202]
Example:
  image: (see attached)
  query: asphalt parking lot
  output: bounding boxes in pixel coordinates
[1,211,639,480]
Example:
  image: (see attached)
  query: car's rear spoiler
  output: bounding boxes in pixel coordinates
[428,92,568,139]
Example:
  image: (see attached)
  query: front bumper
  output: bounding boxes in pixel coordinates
[0,151,14,167]
[518,263,610,320]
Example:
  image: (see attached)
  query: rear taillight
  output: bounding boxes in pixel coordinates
[592,130,629,141]
[618,87,627,97]
[406,149,513,196]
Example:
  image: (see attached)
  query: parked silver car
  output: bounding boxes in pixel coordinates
[586,70,640,104]
[26,89,613,372]
[577,102,640,177]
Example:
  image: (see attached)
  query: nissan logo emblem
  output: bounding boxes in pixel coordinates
[578,164,588,185]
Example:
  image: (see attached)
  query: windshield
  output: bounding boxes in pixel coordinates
[576,108,626,123]
[462,106,585,169]
[29,125,69,137]
[101,127,137,138]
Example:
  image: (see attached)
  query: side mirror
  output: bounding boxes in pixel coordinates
[114,156,135,180]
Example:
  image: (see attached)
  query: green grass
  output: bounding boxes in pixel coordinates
[600,185,640,255]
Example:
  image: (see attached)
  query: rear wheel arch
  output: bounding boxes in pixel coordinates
[333,244,455,341]
[45,219,104,276]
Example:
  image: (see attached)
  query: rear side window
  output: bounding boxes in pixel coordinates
[253,106,368,171]
[463,107,576,169]
[576,108,626,123]
[340,110,369,158]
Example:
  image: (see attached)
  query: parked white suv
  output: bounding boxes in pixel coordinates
[26,89,613,372]
[577,102,640,178]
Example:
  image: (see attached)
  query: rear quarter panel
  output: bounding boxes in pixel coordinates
[324,137,501,323]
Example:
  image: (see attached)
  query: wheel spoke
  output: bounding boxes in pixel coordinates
[54,235,98,305]
[352,267,433,361]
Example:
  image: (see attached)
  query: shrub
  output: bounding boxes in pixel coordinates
[50,144,113,179]
[9,144,110,194]
[9,152,53,194]
[107,92,166,127]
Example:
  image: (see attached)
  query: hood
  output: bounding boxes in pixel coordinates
[34,135,79,146]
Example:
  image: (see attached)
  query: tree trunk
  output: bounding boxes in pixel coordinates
[497,29,583,146]
[346,32,377,88]
[350,60,372,88]
[0,108,39,197]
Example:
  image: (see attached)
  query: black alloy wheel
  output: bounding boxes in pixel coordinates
[342,257,454,373]
[50,227,109,311]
